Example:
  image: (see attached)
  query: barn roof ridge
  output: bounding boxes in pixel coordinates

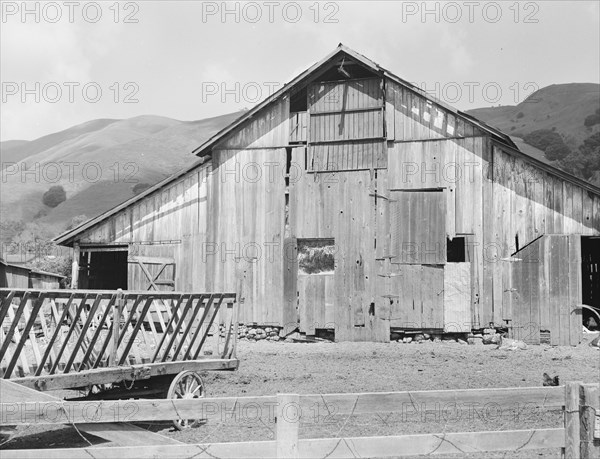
[54,44,600,246]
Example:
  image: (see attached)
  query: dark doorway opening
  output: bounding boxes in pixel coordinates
[87,251,128,290]
[582,236,600,330]
[447,236,466,263]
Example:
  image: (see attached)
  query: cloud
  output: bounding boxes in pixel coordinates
[1,17,127,139]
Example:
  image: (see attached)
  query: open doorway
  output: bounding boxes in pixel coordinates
[582,236,600,331]
[84,250,128,290]
[297,238,335,337]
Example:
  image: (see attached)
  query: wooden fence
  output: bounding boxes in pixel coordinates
[1,381,598,458]
[0,288,237,381]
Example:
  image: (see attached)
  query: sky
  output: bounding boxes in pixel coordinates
[1,0,599,141]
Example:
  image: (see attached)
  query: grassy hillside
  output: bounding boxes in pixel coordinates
[0,119,119,167]
[0,111,244,237]
[468,83,600,148]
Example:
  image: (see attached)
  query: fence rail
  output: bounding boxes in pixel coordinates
[0,288,237,380]
[1,381,598,458]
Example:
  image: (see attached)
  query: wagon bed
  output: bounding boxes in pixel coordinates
[0,288,239,394]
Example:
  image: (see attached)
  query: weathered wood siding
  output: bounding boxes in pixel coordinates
[29,272,63,290]
[289,152,389,341]
[384,78,600,333]
[486,145,599,327]
[385,80,486,142]
[308,78,386,171]
[0,265,29,289]
[77,100,289,326]
[69,74,600,341]
[390,190,446,264]
[215,98,290,149]
[505,235,582,345]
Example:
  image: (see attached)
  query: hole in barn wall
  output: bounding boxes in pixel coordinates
[447,237,466,262]
[369,302,375,316]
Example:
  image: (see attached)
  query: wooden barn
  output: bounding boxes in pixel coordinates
[55,45,600,345]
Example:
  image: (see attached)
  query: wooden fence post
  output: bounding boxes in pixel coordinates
[276,393,300,459]
[565,381,582,459]
[580,383,600,459]
[109,289,123,367]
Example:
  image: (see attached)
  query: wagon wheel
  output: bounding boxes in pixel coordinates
[167,371,205,430]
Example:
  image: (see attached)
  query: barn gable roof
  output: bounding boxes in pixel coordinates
[191,43,516,156]
[54,44,600,247]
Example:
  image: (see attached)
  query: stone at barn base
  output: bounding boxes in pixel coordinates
[482,333,502,345]
[497,337,528,351]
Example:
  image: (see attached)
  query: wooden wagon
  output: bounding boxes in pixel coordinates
[0,288,239,429]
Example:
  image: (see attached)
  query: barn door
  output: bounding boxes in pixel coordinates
[390,190,446,264]
[506,235,581,346]
[297,239,335,335]
[127,255,176,291]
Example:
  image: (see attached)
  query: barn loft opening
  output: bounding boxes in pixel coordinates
[582,236,600,330]
[290,87,307,112]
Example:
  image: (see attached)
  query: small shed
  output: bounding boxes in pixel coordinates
[0,259,65,289]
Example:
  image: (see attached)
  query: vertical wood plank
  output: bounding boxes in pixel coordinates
[565,381,582,459]
[276,393,300,459]
[568,235,582,346]
[579,383,600,459]
[549,237,561,345]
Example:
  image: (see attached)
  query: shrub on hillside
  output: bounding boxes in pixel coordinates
[584,112,600,127]
[559,132,600,180]
[545,143,571,161]
[523,129,563,150]
[42,185,66,208]
[523,129,571,162]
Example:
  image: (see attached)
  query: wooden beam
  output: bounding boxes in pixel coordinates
[0,288,236,301]
[300,386,566,415]
[1,429,564,459]
[1,385,569,426]
[76,423,181,447]
[10,359,239,392]
[297,429,564,457]
[276,394,300,459]
[2,441,275,459]
[71,243,80,289]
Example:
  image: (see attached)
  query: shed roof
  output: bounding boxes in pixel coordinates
[0,258,65,278]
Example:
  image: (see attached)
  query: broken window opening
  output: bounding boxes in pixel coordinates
[297,238,335,274]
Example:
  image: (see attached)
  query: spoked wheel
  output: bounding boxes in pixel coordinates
[167,371,205,430]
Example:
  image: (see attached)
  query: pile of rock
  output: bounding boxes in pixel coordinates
[393,333,453,344]
[481,328,503,345]
[226,324,281,341]
[391,329,506,345]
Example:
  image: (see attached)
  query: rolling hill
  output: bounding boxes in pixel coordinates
[467,83,600,149]
[0,111,244,238]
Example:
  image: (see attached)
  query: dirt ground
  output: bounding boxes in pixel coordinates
[3,332,599,458]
